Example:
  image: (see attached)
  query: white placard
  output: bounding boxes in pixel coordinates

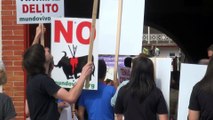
[51,18,98,90]
[16,0,64,24]
[151,58,172,110]
[99,0,145,55]
[177,63,207,120]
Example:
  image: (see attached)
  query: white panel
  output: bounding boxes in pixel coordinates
[99,0,145,55]
[151,58,172,111]
[177,64,207,120]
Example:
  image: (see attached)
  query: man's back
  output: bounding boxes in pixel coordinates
[78,82,115,120]
[0,93,16,120]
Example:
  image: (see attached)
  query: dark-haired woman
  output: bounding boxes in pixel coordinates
[188,56,213,120]
[23,44,93,120]
[114,55,168,120]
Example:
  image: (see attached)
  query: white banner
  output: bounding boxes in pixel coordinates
[16,0,64,24]
[99,0,145,55]
[51,18,98,90]
[177,64,207,120]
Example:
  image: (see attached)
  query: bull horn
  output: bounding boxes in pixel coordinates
[62,51,67,57]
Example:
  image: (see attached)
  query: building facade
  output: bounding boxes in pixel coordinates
[1,1,25,119]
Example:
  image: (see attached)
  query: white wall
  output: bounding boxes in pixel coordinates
[158,47,180,58]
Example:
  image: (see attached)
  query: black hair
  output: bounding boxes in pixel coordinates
[98,59,107,80]
[125,55,156,103]
[199,56,213,94]
[208,44,213,51]
[124,57,132,68]
[22,44,46,77]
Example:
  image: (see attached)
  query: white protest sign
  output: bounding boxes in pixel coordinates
[177,64,207,120]
[51,18,98,90]
[16,0,64,24]
[151,58,172,110]
[99,0,145,55]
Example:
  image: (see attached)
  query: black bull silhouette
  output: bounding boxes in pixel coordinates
[54,51,95,80]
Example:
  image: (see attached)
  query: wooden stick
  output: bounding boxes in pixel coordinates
[86,0,99,88]
[113,0,123,84]
[71,104,75,119]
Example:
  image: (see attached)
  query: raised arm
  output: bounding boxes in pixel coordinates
[32,24,46,45]
[54,62,93,103]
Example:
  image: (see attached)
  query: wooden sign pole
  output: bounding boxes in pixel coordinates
[86,0,99,87]
[113,0,123,85]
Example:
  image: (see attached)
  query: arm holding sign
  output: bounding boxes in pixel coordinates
[32,24,46,45]
[54,62,93,103]
[32,24,53,76]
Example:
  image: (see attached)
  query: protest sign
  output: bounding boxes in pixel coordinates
[51,18,98,90]
[177,64,207,120]
[99,0,145,55]
[16,0,64,24]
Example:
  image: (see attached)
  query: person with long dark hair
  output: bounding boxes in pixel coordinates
[114,55,168,120]
[23,44,93,120]
[188,56,213,119]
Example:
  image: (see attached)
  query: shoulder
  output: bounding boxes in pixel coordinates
[31,74,52,83]
[198,59,209,65]
[0,93,12,104]
[107,85,116,90]
[103,84,116,94]
[153,87,162,93]
[120,80,129,86]
[152,87,164,97]
[99,82,115,90]
[118,85,128,95]
[0,93,10,100]
[192,82,201,92]
[35,74,49,80]
[29,74,47,81]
